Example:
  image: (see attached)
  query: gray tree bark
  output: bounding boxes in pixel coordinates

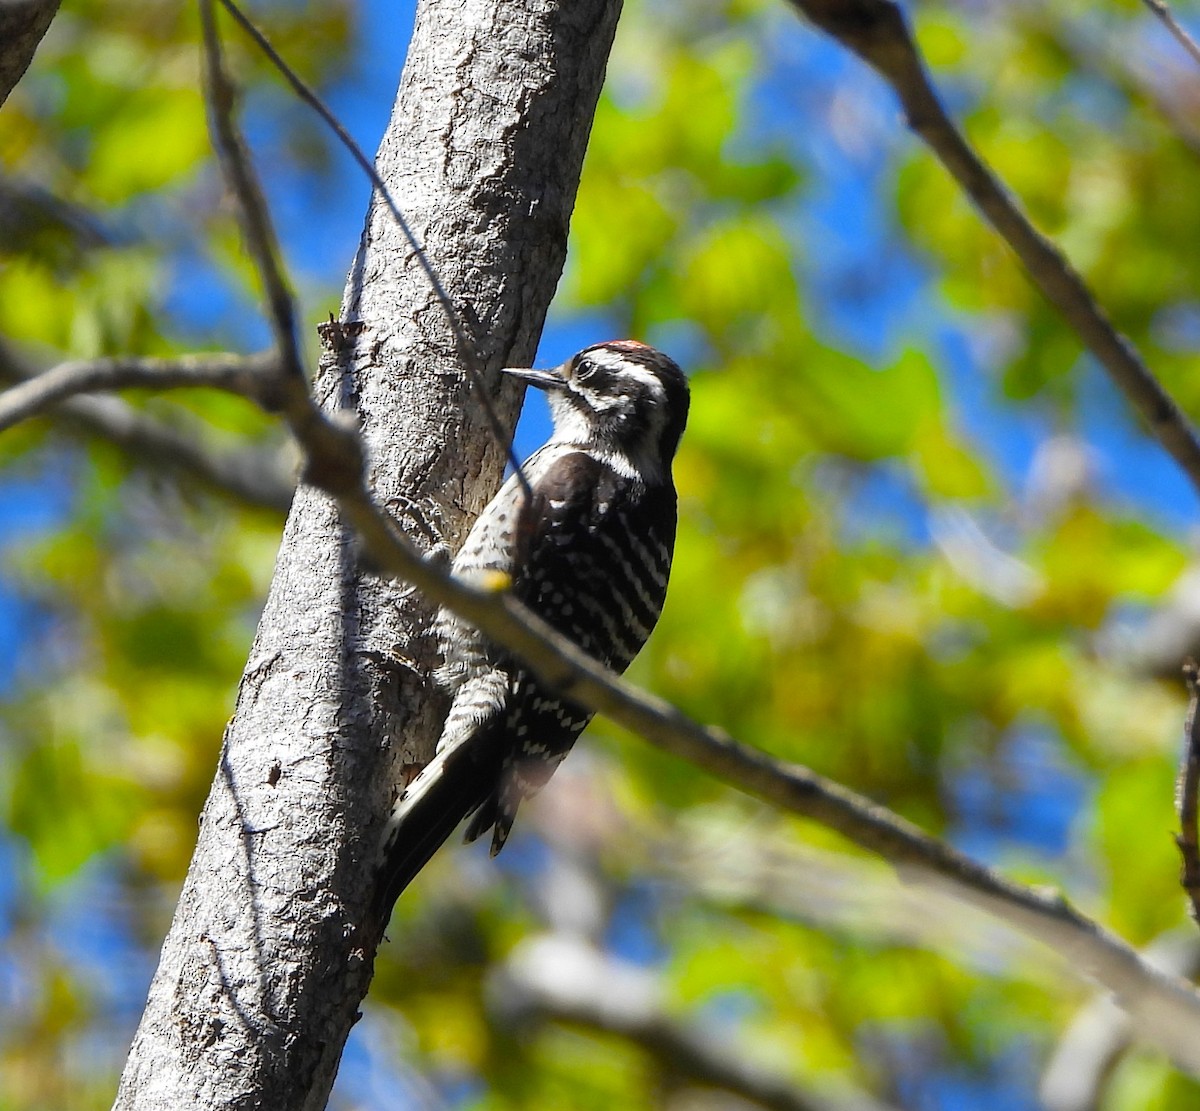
[0,0,60,107]
[113,0,622,1106]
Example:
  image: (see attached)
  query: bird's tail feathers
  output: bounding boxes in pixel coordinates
[372,720,505,922]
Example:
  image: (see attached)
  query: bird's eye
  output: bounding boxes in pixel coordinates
[572,357,595,383]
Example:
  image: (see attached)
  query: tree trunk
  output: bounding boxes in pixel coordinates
[113,0,622,1106]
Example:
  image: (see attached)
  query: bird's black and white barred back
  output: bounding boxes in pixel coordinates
[375,340,689,913]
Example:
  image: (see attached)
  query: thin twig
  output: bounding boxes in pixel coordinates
[784,0,1200,504]
[0,351,278,434]
[199,0,365,497]
[212,0,533,504]
[1143,0,1200,71]
[199,2,301,388]
[197,0,1200,1069]
[1178,660,1200,925]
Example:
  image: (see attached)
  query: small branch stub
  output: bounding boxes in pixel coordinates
[1176,659,1200,926]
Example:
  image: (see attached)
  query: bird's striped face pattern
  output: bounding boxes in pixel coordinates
[526,340,689,483]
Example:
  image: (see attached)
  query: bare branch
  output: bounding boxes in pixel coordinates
[0,351,278,434]
[347,510,1200,1069]
[1143,0,1200,71]
[1178,660,1200,925]
[783,0,1200,502]
[496,934,905,1111]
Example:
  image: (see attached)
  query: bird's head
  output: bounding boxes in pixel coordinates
[503,340,689,480]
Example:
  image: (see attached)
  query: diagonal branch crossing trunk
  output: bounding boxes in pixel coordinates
[114,0,623,1105]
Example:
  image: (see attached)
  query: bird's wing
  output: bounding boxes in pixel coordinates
[463,451,678,853]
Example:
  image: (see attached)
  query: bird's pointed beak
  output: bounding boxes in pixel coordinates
[501,366,568,390]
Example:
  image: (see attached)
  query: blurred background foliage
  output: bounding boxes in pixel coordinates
[3,0,1200,1107]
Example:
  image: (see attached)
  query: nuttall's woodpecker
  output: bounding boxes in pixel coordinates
[375,340,689,910]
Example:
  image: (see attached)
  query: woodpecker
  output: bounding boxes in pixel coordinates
[375,339,688,911]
